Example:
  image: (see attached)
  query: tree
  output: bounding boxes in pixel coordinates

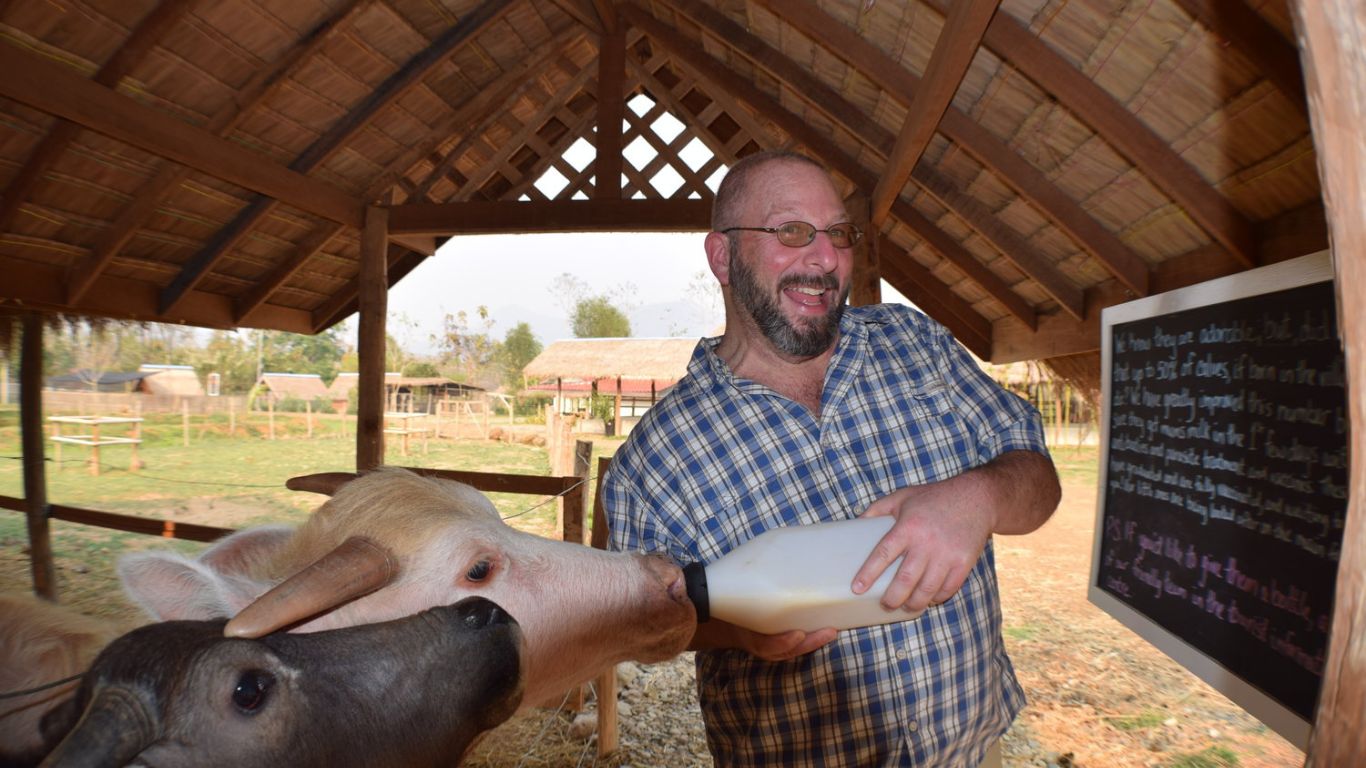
[196,331,257,393]
[495,322,541,391]
[572,297,631,338]
[402,361,440,378]
[437,306,500,385]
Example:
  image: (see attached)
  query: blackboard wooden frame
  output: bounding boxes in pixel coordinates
[1088,250,1338,750]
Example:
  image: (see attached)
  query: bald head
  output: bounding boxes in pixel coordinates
[711,150,832,232]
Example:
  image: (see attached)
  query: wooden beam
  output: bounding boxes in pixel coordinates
[0,43,364,230]
[596,25,627,198]
[846,191,880,306]
[233,223,347,323]
[160,0,517,317]
[1295,0,1366,761]
[311,243,426,333]
[65,0,371,305]
[0,257,317,333]
[651,0,1065,319]
[20,315,55,599]
[410,32,585,202]
[0,0,197,238]
[878,235,993,354]
[870,0,998,225]
[356,206,389,472]
[389,198,710,234]
[914,166,1084,319]
[920,0,1259,267]
[623,4,1043,327]
[1173,0,1308,116]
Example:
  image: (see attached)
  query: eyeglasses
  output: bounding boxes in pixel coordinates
[721,221,864,249]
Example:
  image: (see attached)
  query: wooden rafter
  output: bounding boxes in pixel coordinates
[456,59,597,199]
[869,0,999,226]
[388,198,709,235]
[878,235,993,357]
[65,0,370,306]
[158,0,518,318]
[0,0,197,238]
[1172,0,1308,117]
[917,0,1260,267]
[745,0,1148,296]
[0,43,364,230]
[622,3,1049,327]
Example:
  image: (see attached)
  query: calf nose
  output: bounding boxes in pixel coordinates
[456,596,512,628]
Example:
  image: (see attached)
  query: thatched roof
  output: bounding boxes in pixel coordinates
[138,364,205,397]
[523,337,698,381]
[0,0,1330,389]
[258,372,329,400]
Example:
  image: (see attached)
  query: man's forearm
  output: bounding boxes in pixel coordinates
[974,449,1061,535]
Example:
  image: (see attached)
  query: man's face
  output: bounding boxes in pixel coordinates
[725,161,853,357]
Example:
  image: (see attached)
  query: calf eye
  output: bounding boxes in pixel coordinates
[232,670,275,714]
[466,560,492,582]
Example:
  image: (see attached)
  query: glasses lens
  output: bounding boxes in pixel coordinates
[827,224,862,248]
[774,221,817,247]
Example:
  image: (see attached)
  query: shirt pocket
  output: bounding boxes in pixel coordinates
[896,375,978,479]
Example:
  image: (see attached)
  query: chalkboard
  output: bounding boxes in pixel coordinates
[1088,252,1347,749]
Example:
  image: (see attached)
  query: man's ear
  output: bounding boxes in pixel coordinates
[705,231,732,287]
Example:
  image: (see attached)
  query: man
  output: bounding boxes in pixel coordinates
[602,150,1061,766]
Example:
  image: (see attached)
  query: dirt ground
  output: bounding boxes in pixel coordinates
[1,447,1307,767]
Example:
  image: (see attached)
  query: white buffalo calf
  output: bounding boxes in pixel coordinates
[118,467,696,709]
[0,594,120,765]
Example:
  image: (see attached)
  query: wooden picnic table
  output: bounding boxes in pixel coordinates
[49,415,144,476]
[383,411,430,456]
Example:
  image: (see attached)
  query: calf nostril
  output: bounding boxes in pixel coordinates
[459,597,511,628]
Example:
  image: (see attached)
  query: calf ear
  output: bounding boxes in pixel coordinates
[117,553,251,621]
[198,525,294,577]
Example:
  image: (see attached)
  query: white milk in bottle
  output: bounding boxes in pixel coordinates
[682,516,923,634]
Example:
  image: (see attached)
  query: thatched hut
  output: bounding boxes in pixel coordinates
[255,372,329,409]
[523,337,696,432]
[137,364,204,397]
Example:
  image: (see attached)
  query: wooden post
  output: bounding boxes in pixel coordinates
[591,455,619,756]
[356,204,388,471]
[181,400,190,447]
[846,189,881,306]
[229,397,236,436]
[613,376,623,438]
[130,412,142,472]
[595,24,625,199]
[267,396,275,441]
[51,421,62,472]
[561,439,592,545]
[89,420,101,476]
[1296,1,1366,761]
[306,399,314,439]
[20,314,56,599]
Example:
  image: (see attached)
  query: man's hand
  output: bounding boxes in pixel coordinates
[690,619,837,661]
[850,451,1061,614]
[852,480,994,613]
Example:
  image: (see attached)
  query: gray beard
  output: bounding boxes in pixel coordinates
[729,240,847,357]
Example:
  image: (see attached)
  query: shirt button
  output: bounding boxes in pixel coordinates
[908,721,919,732]
[895,650,906,660]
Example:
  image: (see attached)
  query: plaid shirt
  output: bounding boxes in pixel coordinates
[604,304,1048,767]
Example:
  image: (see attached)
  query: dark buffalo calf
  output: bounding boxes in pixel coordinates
[39,597,522,768]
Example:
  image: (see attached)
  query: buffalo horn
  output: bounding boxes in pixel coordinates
[40,688,157,768]
[223,536,398,638]
[285,471,360,496]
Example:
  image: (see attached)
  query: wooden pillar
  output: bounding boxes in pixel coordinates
[20,314,56,599]
[613,375,622,437]
[591,454,619,756]
[595,22,625,199]
[356,204,388,471]
[1297,1,1366,762]
[846,190,881,306]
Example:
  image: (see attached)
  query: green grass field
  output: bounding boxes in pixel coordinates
[0,404,626,622]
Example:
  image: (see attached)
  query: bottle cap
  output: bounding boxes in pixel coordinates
[682,562,709,622]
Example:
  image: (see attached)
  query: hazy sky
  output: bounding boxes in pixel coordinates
[366,231,913,356]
